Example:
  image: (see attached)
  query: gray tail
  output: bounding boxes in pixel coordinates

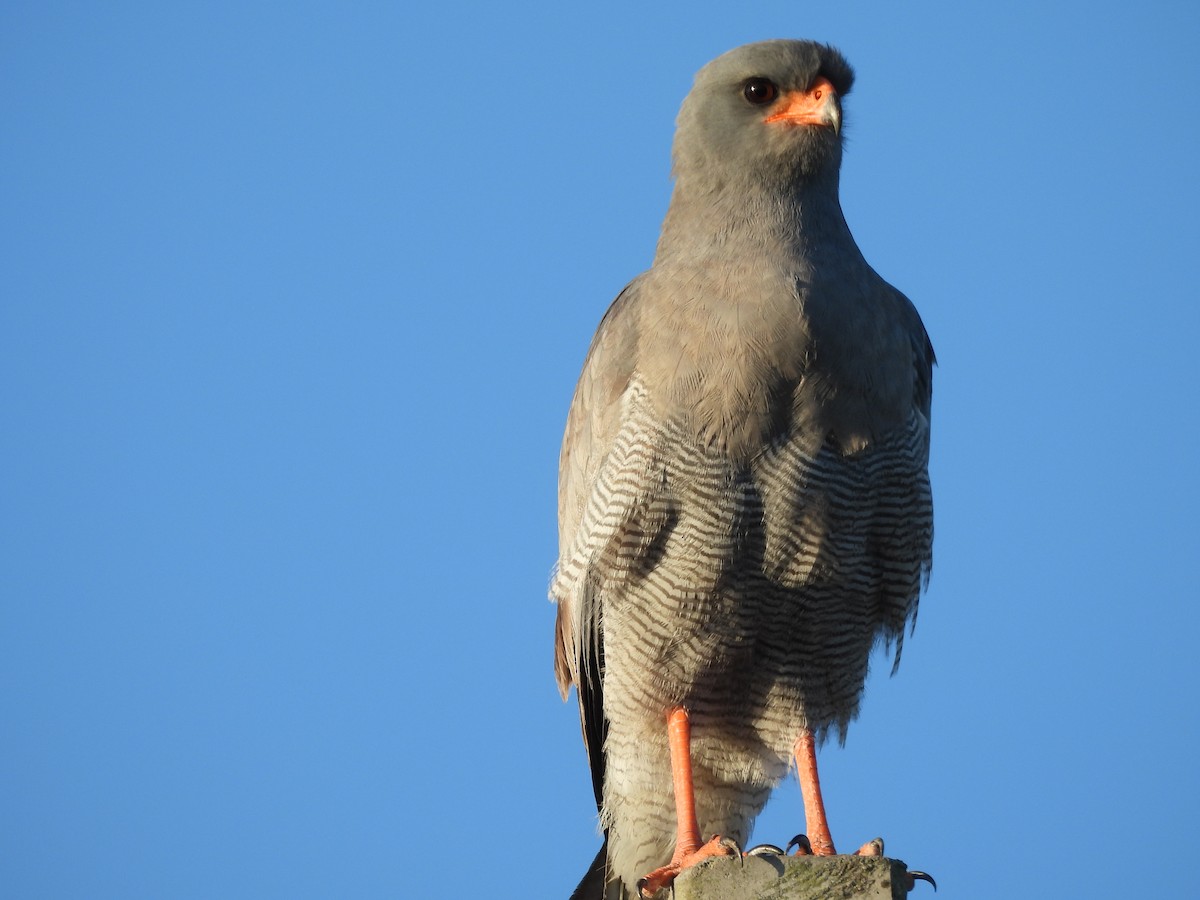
[570,837,625,899]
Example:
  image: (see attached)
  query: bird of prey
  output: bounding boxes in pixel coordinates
[551,39,934,899]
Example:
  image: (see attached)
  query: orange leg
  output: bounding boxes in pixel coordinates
[792,730,883,859]
[668,706,702,857]
[794,729,836,855]
[637,708,738,897]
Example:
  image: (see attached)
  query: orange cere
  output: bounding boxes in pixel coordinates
[764,77,838,127]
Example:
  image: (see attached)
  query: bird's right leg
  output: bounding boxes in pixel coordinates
[636,707,739,898]
[793,729,837,855]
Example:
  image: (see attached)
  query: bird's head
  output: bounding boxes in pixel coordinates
[672,40,854,194]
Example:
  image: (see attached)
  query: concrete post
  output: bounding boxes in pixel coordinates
[672,853,919,900]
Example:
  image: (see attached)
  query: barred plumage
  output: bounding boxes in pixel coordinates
[552,40,934,899]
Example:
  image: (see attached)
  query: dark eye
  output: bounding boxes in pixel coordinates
[743,77,778,105]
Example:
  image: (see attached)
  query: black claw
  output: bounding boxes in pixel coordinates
[908,870,937,892]
[745,843,785,857]
[785,833,813,855]
[715,835,744,865]
[636,876,671,899]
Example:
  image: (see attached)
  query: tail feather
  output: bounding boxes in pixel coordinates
[569,838,630,899]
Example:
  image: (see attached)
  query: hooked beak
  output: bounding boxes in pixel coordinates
[764,77,841,134]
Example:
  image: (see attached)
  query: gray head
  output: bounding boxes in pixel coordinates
[672,40,855,195]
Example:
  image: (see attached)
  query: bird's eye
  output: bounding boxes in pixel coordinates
[743,78,778,105]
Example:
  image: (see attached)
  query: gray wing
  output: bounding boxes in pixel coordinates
[553,277,643,810]
[894,285,935,425]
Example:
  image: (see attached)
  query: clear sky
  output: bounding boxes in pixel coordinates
[3,2,1197,898]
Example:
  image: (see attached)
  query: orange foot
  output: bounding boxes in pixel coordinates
[785,835,937,891]
[636,834,741,898]
[786,833,885,857]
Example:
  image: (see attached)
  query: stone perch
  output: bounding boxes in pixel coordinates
[673,854,921,900]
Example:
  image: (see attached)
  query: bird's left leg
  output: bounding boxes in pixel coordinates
[792,728,836,855]
[789,729,880,857]
[636,707,740,898]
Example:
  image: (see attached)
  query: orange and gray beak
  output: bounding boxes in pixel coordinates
[764,77,841,134]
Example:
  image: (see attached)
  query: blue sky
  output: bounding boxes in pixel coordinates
[3,2,1197,897]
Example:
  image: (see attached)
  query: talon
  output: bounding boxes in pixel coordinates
[786,834,813,856]
[636,875,668,899]
[637,871,669,898]
[716,835,743,864]
[745,843,785,857]
[908,870,937,892]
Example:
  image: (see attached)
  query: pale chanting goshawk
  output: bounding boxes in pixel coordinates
[551,39,935,899]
